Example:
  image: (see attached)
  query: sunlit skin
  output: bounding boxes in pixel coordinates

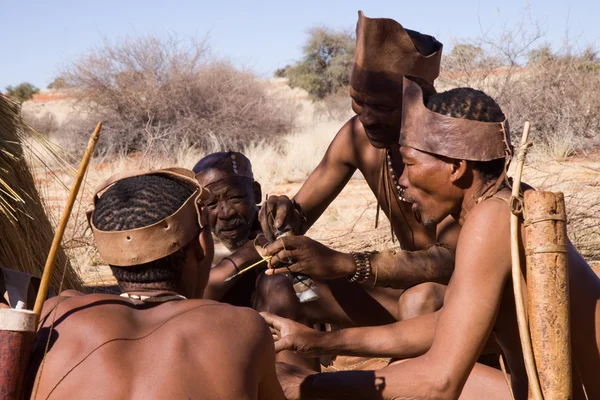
[26,218,286,400]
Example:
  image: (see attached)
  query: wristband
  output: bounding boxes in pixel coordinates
[348,252,371,284]
[223,257,240,273]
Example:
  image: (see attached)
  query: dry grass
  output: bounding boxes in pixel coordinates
[0,94,83,292]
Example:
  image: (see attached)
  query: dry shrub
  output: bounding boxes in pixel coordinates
[58,35,297,157]
[438,23,600,161]
[22,110,59,135]
[314,86,353,121]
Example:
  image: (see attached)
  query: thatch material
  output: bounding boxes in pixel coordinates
[0,94,83,292]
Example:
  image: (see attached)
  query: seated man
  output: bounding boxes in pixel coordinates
[193,151,266,307]
[262,79,600,399]
[255,11,456,369]
[25,169,284,400]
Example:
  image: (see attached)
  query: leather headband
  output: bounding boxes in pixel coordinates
[400,77,512,161]
[88,168,209,267]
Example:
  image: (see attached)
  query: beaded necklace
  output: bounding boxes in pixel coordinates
[386,148,408,203]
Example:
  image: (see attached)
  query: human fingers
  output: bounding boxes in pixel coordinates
[260,311,285,331]
[266,249,295,269]
[274,336,293,353]
[263,236,292,256]
[274,196,294,231]
[258,204,272,242]
[265,262,303,276]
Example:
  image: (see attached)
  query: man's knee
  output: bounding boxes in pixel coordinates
[254,274,300,318]
[397,282,445,320]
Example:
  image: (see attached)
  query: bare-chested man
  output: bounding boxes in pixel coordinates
[254,11,458,368]
[261,79,600,399]
[193,151,266,307]
[25,169,284,400]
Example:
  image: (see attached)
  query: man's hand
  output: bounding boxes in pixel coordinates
[275,363,317,400]
[262,236,355,281]
[259,195,305,242]
[260,312,321,354]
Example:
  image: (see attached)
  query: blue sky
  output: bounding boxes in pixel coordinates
[2,0,598,90]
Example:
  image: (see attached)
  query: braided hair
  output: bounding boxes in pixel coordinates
[93,175,196,290]
[425,87,507,181]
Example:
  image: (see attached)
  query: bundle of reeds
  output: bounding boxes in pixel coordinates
[0,94,83,292]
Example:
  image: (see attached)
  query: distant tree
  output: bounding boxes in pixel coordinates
[527,45,555,65]
[5,82,39,103]
[47,77,70,90]
[280,27,354,100]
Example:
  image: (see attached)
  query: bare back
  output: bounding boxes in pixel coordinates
[27,293,284,400]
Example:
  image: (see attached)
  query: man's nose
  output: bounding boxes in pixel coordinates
[360,105,377,126]
[398,164,409,190]
[217,201,236,219]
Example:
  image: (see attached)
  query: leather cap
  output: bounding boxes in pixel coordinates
[350,11,443,97]
[88,168,208,267]
[400,77,511,161]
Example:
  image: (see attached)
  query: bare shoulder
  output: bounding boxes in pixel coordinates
[463,194,511,235]
[456,194,512,276]
[323,116,365,165]
[187,301,269,338]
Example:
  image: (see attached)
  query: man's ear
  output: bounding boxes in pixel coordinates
[198,225,214,267]
[252,181,262,204]
[449,159,468,183]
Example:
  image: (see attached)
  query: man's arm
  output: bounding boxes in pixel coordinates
[261,117,361,237]
[284,200,513,399]
[263,235,454,289]
[262,310,439,359]
[202,240,262,300]
[248,312,286,400]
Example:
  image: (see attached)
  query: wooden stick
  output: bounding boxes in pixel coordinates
[224,256,272,282]
[509,121,544,400]
[33,123,102,318]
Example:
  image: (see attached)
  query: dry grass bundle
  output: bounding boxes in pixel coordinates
[0,94,84,292]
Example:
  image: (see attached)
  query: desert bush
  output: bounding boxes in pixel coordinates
[22,110,59,135]
[5,82,40,103]
[438,23,600,161]
[47,77,70,90]
[280,27,354,100]
[314,86,353,121]
[58,35,297,157]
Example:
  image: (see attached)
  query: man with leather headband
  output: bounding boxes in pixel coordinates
[193,151,267,307]
[254,11,458,369]
[261,79,600,399]
[25,168,285,400]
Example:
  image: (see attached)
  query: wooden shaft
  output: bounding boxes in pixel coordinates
[509,121,544,400]
[224,256,272,282]
[525,191,572,399]
[33,123,102,317]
